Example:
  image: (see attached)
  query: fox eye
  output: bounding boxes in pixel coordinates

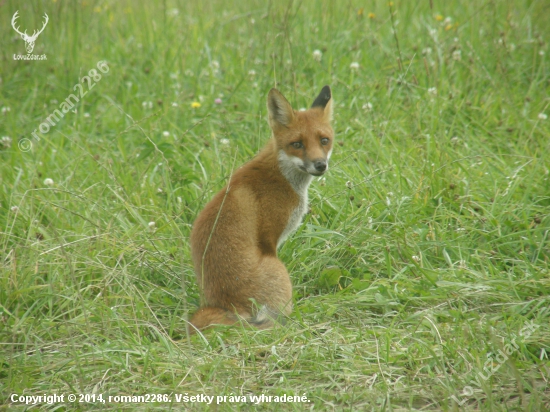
[321,138,330,145]
[291,142,303,149]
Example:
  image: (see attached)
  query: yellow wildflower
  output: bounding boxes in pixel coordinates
[435,15,443,21]
[368,12,376,19]
[191,102,201,108]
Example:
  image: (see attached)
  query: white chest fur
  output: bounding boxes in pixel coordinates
[277,150,313,248]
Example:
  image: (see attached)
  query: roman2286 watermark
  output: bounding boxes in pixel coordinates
[18,61,110,152]
[12,10,48,60]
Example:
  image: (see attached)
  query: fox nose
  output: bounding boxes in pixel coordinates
[314,160,327,172]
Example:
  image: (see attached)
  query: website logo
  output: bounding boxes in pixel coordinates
[12,10,48,60]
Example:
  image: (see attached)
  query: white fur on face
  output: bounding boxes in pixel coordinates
[277,150,313,248]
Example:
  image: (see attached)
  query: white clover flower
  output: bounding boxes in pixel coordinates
[539,50,545,56]
[148,221,156,229]
[1,106,11,114]
[10,206,19,213]
[451,136,460,145]
[312,49,322,62]
[84,112,90,118]
[350,62,360,71]
[171,102,178,107]
[162,131,170,137]
[248,69,256,77]
[412,255,420,262]
[44,178,54,186]
[142,101,153,109]
[362,102,373,111]
[538,113,548,120]
[1,136,12,148]
[428,87,437,96]
[452,50,461,61]
[220,138,230,145]
[443,17,452,25]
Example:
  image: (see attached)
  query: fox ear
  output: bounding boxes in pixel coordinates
[311,85,333,122]
[267,88,295,128]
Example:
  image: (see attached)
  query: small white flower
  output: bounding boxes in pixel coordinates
[362,102,373,111]
[312,49,322,62]
[451,136,460,145]
[10,206,19,213]
[428,87,437,96]
[1,106,11,114]
[162,131,170,137]
[1,136,12,148]
[412,255,420,263]
[220,138,230,145]
[142,101,153,109]
[157,188,163,193]
[177,197,182,203]
[44,178,54,186]
[148,221,156,229]
[171,102,179,107]
[443,16,452,25]
[422,47,433,55]
[248,69,256,77]
[350,62,360,71]
[539,113,548,120]
[452,50,461,61]
[84,112,90,118]
[539,50,545,56]
[125,81,133,88]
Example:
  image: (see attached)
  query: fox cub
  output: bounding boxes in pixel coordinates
[189,86,334,332]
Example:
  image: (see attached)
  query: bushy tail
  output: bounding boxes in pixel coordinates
[188,305,278,334]
[188,306,238,334]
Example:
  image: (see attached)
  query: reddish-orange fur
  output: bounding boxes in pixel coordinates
[189,86,334,333]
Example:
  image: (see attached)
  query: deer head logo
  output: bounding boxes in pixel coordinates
[11,11,49,54]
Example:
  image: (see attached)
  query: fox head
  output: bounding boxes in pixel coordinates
[267,86,334,177]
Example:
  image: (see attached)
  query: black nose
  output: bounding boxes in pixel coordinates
[314,160,327,172]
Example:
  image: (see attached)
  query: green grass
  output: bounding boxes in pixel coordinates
[1,0,549,410]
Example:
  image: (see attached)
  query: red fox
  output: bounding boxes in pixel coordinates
[189,86,334,333]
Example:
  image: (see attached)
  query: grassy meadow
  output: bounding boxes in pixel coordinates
[1,0,549,410]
